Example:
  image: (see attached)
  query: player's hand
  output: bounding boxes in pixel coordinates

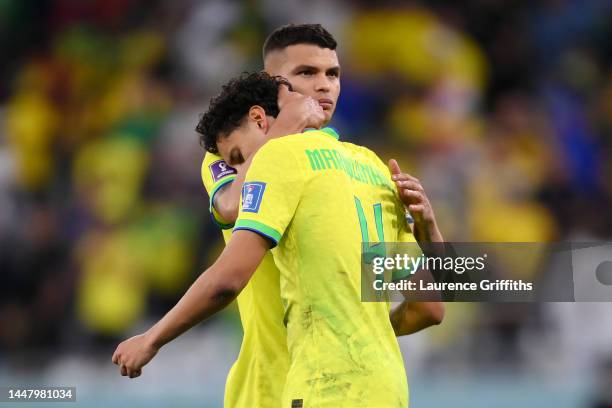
[389,159,443,244]
[112,333,158,379]
[275,84,326,132]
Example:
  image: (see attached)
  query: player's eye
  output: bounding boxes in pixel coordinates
[298,70,314,77]
[230,150,244,166]
[327,71,339,78]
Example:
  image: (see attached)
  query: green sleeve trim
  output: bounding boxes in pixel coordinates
[233,219,282,247]
[209,176,236,230]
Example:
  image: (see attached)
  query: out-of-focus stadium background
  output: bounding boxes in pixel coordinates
[1,0,611,407]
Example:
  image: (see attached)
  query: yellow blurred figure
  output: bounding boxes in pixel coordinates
[346,9,487,90]
[73,137,148,224]
[76,229,147,335]
[6,65,59,190]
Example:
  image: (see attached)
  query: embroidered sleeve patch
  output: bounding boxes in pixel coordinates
[241,182,266,213]
[209,160,237,183]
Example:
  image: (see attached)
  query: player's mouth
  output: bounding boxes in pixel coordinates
[318,99,334,110]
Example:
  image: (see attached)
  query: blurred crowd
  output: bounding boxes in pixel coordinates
[0,0,611,389]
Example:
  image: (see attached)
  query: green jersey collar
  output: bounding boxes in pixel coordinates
[305,126,340,140]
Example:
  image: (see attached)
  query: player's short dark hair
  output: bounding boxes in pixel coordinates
[262,23,337,58]
[196,72,289,154]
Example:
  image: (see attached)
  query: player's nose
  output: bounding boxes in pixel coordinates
[314,73,331,93]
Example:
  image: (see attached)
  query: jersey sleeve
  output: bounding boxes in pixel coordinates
[233,139,305,247]
[201,152,238,229]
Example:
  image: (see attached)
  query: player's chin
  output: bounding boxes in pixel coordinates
[322,107,334,123]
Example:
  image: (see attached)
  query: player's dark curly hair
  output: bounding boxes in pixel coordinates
[196,72,290,154]
[263,23,337,58]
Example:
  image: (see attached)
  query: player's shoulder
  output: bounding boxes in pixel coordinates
[256,128,342,162]
[202,150,223,166]
[202,151,227,178]
[201,150,233,178]
[201,151,237,192]
[249,136,302,173]
[340,141,388,170]
[340,140,376,156]
[259,132,318,154]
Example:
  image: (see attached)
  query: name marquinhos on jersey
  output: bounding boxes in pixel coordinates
[305,148,393,190]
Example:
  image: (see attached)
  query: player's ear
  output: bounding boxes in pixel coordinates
[248,106,269,132]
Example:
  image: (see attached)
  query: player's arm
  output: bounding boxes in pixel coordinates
[212,155,254,225]
[213,85,325,224]
[390,300,445,336]
[389,265,445,336]
[202,153,238,230]
[389,159,444,246]
[113,139,302,378]
[388,159,445,336]
[112,230,270,378]
[389,257,445,336]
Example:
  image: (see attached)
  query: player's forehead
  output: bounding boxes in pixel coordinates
[216,127,245,161]
[265,44,339,74]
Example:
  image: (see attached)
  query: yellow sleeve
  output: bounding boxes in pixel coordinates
[233,139,305,247]
[201,152,238,229]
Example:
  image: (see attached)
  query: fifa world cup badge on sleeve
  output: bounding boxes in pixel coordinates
[209,160,237,183]
[242,182,266,213]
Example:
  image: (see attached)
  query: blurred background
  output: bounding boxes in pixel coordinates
[1,0,611,406]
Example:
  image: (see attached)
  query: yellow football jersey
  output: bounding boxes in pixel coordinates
[201,152,289,408]
[234,129,410,407]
